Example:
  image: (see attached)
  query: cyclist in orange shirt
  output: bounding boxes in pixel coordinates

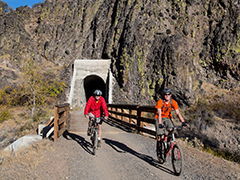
[155,88,187,160]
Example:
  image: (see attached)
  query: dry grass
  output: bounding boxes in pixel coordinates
[0,105,54,149]
[0,139,54,179]
[185,82,240,123]
[0,105,56,179]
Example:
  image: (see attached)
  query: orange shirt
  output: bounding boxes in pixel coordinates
[155,99,179,119]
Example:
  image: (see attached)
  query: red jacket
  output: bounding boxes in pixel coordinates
[84,96,109,118]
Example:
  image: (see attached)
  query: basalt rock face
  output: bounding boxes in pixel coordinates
[0,0,240,106]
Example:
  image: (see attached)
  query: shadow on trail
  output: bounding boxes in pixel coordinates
[103,138,175,176]
[103,118,134,133]
[63,131,94,155]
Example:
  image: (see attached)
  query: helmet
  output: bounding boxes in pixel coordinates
[94,89,102,96]
[162,88,171,94]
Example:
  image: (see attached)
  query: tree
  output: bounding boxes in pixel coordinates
[0,0,9,13]
[20,59,66,118]
[32,1,45,8]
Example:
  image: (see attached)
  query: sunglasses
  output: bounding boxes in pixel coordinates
[164,93,171,96]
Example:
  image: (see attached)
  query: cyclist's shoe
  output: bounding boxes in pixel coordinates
[157,150,164,164]
[97,140,101,148]
[87,128,91,136]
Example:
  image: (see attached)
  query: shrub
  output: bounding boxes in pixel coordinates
[204,146,240,164]
[211,101,240,122]
[185,99,215,126]
[0,110,13,123]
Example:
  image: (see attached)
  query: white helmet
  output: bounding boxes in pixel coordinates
[94,89,102,96]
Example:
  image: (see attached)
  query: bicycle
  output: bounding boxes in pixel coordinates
[156,126,183,176]
[90,117,102,155]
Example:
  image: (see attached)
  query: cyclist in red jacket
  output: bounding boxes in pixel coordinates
[84,89,109,147]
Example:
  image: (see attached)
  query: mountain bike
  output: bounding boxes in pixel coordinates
[90,117,102,155]
[156,126,183,176]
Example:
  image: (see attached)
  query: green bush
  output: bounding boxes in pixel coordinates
[204,146,240,164]
[0,109,13,123]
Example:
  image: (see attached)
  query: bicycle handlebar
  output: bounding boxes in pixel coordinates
[166,126,182,131]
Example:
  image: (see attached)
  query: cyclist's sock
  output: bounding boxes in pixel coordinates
[167,137,171,142]
[98,137,101,140]
[157,141,161,149]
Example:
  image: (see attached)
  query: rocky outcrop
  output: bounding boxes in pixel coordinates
[0,0,239,107]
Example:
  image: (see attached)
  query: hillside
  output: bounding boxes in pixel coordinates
[0,0,239,161]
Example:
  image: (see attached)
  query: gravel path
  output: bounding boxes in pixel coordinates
[1,110,240,180]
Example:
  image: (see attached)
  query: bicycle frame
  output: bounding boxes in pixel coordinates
[90,117,101,135]
[90,117,102,155]
[163,129,179,157]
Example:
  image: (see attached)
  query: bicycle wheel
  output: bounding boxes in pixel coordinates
[156,140,166,164]
[92,130,98,155]
[171,144,183,176]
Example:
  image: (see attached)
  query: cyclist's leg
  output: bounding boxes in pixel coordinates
[98,124,101,138]
[88,113,95,126]
[87,113,95,135]
[164,118,174,141]
[97,124,101,147]
[155,119,165,140]
[97,118,103,147]
[155,119,165,160]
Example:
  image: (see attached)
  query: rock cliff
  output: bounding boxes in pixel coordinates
[0,0,239,106]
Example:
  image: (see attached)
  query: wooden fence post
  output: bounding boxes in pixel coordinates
[121,108,124,121]
[54,106,59,141]
[115,107,117,118]
[136,106,141,134]
[129,109,132,124]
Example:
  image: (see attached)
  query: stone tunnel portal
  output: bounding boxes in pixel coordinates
[68,59,112,109]
[84,75,106,102]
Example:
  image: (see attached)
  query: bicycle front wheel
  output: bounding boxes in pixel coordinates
[171,144,183,176]
[92,130,98,155]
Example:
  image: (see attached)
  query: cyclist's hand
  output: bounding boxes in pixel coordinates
[159,124,164,129]
[85,114,89,119]
[104,116,108,120]
[182,122,187,127]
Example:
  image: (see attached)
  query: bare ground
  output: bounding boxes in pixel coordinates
[0,111,240,180]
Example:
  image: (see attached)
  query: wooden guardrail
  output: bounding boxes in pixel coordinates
[54,103,70,141]
[107,104,156,136]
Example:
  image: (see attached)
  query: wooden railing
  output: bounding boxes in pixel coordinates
[54,103,70,141]
[107,104,156,136]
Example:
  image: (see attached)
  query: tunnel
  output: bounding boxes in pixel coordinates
[68,59,112,109]
[83,75,106,102]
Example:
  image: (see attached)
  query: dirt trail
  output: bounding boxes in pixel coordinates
[1,110,240,180]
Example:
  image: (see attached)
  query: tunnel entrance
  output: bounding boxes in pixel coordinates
[84,75,106,102]
[68,59,112,109]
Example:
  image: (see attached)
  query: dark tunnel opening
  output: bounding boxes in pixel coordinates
[84,75,106,102]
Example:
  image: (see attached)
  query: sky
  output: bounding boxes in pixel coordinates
[3,0,44,9]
